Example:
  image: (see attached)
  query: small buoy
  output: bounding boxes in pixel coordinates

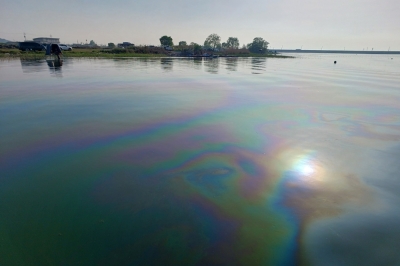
[334,61,337,64]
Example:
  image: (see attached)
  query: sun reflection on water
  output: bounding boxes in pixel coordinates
[285,150,326,187]
[299,164,315,176]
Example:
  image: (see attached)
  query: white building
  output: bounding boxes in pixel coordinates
[33,37,60,44]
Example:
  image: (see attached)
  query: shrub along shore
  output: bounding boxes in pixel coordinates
[0,47,293,59]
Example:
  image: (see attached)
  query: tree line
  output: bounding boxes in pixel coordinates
[159,34,269,54]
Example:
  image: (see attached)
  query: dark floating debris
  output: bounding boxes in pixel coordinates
[334,61,337,64]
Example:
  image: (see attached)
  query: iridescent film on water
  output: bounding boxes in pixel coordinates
[1,55,400,265]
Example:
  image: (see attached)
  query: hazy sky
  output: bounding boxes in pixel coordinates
[1,0,399,50]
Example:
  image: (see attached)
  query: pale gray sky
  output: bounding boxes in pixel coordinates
[1,0,399,50]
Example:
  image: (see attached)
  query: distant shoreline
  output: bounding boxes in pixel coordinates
[275,49,400,55]
[0,48,293,59]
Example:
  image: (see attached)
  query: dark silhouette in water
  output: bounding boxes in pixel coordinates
[334,61,337,64]
[47,59,62,68]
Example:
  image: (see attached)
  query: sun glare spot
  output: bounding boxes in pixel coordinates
[301,164,315,176]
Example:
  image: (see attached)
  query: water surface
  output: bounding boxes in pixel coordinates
[1,55,400,265]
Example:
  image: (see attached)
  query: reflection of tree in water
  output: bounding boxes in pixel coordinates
[204,58,219,74]
[161,58,173,71]
[185,57,203,70]
[113,58,159,70]
[251,57,267,74]
[191,58,203,70]
[225,58,238,72]
[113,58,136,69]
[138,58,158,70]
[180,58,202,71]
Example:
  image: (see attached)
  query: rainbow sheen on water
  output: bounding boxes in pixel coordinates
[1,55,400,265]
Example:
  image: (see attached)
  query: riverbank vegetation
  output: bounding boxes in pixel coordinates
[0,47,292,59]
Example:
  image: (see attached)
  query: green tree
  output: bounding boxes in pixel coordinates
[179,41,187,46]
[160,36,173,46]
[247,37,269,53]
[226,37,240,49]
[89,40,96,46]
[190,42,202,55]
[108,42,115,48]
[204,33,221,50]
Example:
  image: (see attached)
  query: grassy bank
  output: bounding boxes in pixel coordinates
[0,48,293,59]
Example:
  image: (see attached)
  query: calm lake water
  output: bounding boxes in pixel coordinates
[1,55,400,265]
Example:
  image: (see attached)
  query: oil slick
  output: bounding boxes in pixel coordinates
[1,56,399,265]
